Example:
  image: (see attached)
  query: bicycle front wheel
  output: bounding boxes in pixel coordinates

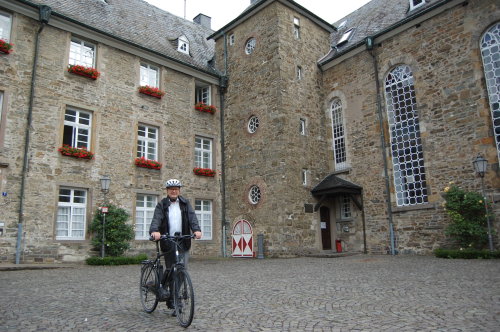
[140,263,159,313]
[174,268,194,327]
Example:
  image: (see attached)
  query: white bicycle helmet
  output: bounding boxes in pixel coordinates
[165,179,182,188]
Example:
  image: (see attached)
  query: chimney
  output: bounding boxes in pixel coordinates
[193,14,211,29]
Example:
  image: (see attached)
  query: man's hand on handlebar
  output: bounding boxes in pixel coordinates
[193,231,202,240]
[151,231,161,241]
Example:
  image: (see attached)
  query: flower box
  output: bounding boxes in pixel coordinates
[193,167,216,177]
[68,65,100,80]
[138,85,165,99]
[0,39,13,54]
[135,157,162,170]
[58,145,94,159]
[195,102,217,114]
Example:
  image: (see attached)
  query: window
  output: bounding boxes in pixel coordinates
[385,65,428,206]
[337,20,347,30]
[409,0,425,11]
[248,185,261,205]
[337,28,354,46]
[137,124,158,161]
[301,169,308,186]
[178,35,189,54]
[0,11,12,42]
[293,17,300,39]
[245,37,256,55]
[69,37,96,67]
[140,63,159,88]
[299,118,306,135]
[229,34,235,46]
[248,116,259,133]
[135,194,157,240]
[0,91,3,126]
[195,137,213,169]
[63,108,92,149]
[480,22,500,165]
[195,83,211,105]
[195,200,212,240]
[297,66,302,80]
[340,195,352,220]
[56,188,87,240]
[331,99,347,170]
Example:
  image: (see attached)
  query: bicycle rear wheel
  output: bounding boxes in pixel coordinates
[174,268,194,327]
[140,263,159,313]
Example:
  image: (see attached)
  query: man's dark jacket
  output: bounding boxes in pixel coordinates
[149,196,201,251]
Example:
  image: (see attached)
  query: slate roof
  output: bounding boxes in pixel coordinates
[22,0,217,75]
[311,174,362,196]
[319,0,452,65]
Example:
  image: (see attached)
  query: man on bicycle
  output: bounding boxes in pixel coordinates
[149,179,202,309]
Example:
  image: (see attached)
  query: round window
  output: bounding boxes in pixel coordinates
[248,185,261,205]
[248,116,260,133]
[245,38,256,55]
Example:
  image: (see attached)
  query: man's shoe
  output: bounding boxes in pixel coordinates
[171,310,177,317]
[166,299,175,309]
[158,288,169,301]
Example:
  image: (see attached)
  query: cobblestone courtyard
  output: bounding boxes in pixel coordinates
[1,255,499,331]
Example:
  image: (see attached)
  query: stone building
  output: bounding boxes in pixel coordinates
[0,0,498,262]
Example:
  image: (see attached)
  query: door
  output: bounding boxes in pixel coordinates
[320,206,332,250]
[231,220,253,257]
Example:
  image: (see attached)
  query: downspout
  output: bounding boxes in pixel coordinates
[219,31,228,257]
[366,36,396,256]
[16,5,52,264]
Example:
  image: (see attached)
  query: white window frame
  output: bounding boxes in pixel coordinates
[297,66,302,80]
[69,37,96,67]
[135,194,158,240]
[331,99,348,170]
[245,38,256,55]
[56,188,87,240]
[229,34,235,46]
[178,35,189,54]
[195,83,211,105]
[195,137,213,169]
[248,116,259,134]
[63,108,92,149]
[293,17,300,39]
[137,124,159,161]
[300,118,306,136]
[248,185,261,205]
[195,199,212,240]
[0,91,3,126]
[0,11,12,42]
[301,169,308,186]
[140,63,159,88]
[409,0,425,11]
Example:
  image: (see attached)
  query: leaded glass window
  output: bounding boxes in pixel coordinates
[331,99,347,170]
[480,22,500,165]
[248,116,259,133]
[385,65,428,206]
[249,185,261,205]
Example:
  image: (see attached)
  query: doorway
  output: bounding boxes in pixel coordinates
[320,206,331,250]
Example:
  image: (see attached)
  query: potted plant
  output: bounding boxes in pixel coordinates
[68,64,100,80]
[194,102,217,114]
[135,157,162,170]
[0,39,13,54]
[193,167,216,177]
[58,145,94,159]
[138,85,165,99]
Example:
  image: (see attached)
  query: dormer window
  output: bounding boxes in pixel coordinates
[178,35,189,54]
[337,28,354,47]
[409,0,425,11]
[337,20,347,30]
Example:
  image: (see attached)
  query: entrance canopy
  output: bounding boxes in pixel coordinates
[311,174,363,211]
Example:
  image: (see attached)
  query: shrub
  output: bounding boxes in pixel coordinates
[89,205,134,257]
[442,185,490,249]
[434,248,500,259]
[86,254,148,265]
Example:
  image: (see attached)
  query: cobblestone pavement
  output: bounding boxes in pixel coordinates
[1,255,499,332]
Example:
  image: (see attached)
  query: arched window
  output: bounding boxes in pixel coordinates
[330,99,347,170]
[384,65,428,206]
[480,22,500,164]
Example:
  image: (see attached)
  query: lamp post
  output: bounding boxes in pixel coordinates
[472,155,494,251]
[100,175,111,258]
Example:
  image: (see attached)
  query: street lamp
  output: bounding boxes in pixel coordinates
[472,154,494,251]
[100,175,111,258]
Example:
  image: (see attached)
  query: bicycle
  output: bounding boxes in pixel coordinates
[140,233,195,328]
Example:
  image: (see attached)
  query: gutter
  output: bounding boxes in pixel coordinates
[219,32,228,257]
[16,4,52,264]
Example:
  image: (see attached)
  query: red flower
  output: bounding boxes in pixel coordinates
[0,39,13,54]
[194,102,216,114]
[58,145,94,160]
[68,65,100,80]
[138,85,165,99]
[193,167,216,177]
[135,157,162,170]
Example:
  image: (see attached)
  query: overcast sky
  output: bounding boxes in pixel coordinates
[144,0,372,30]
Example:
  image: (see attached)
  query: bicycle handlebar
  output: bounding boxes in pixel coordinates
[149,234,196,242]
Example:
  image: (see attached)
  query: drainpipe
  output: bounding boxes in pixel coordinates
[366,36,396,256]
[16,5,52,264]
[219,31,228,257]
